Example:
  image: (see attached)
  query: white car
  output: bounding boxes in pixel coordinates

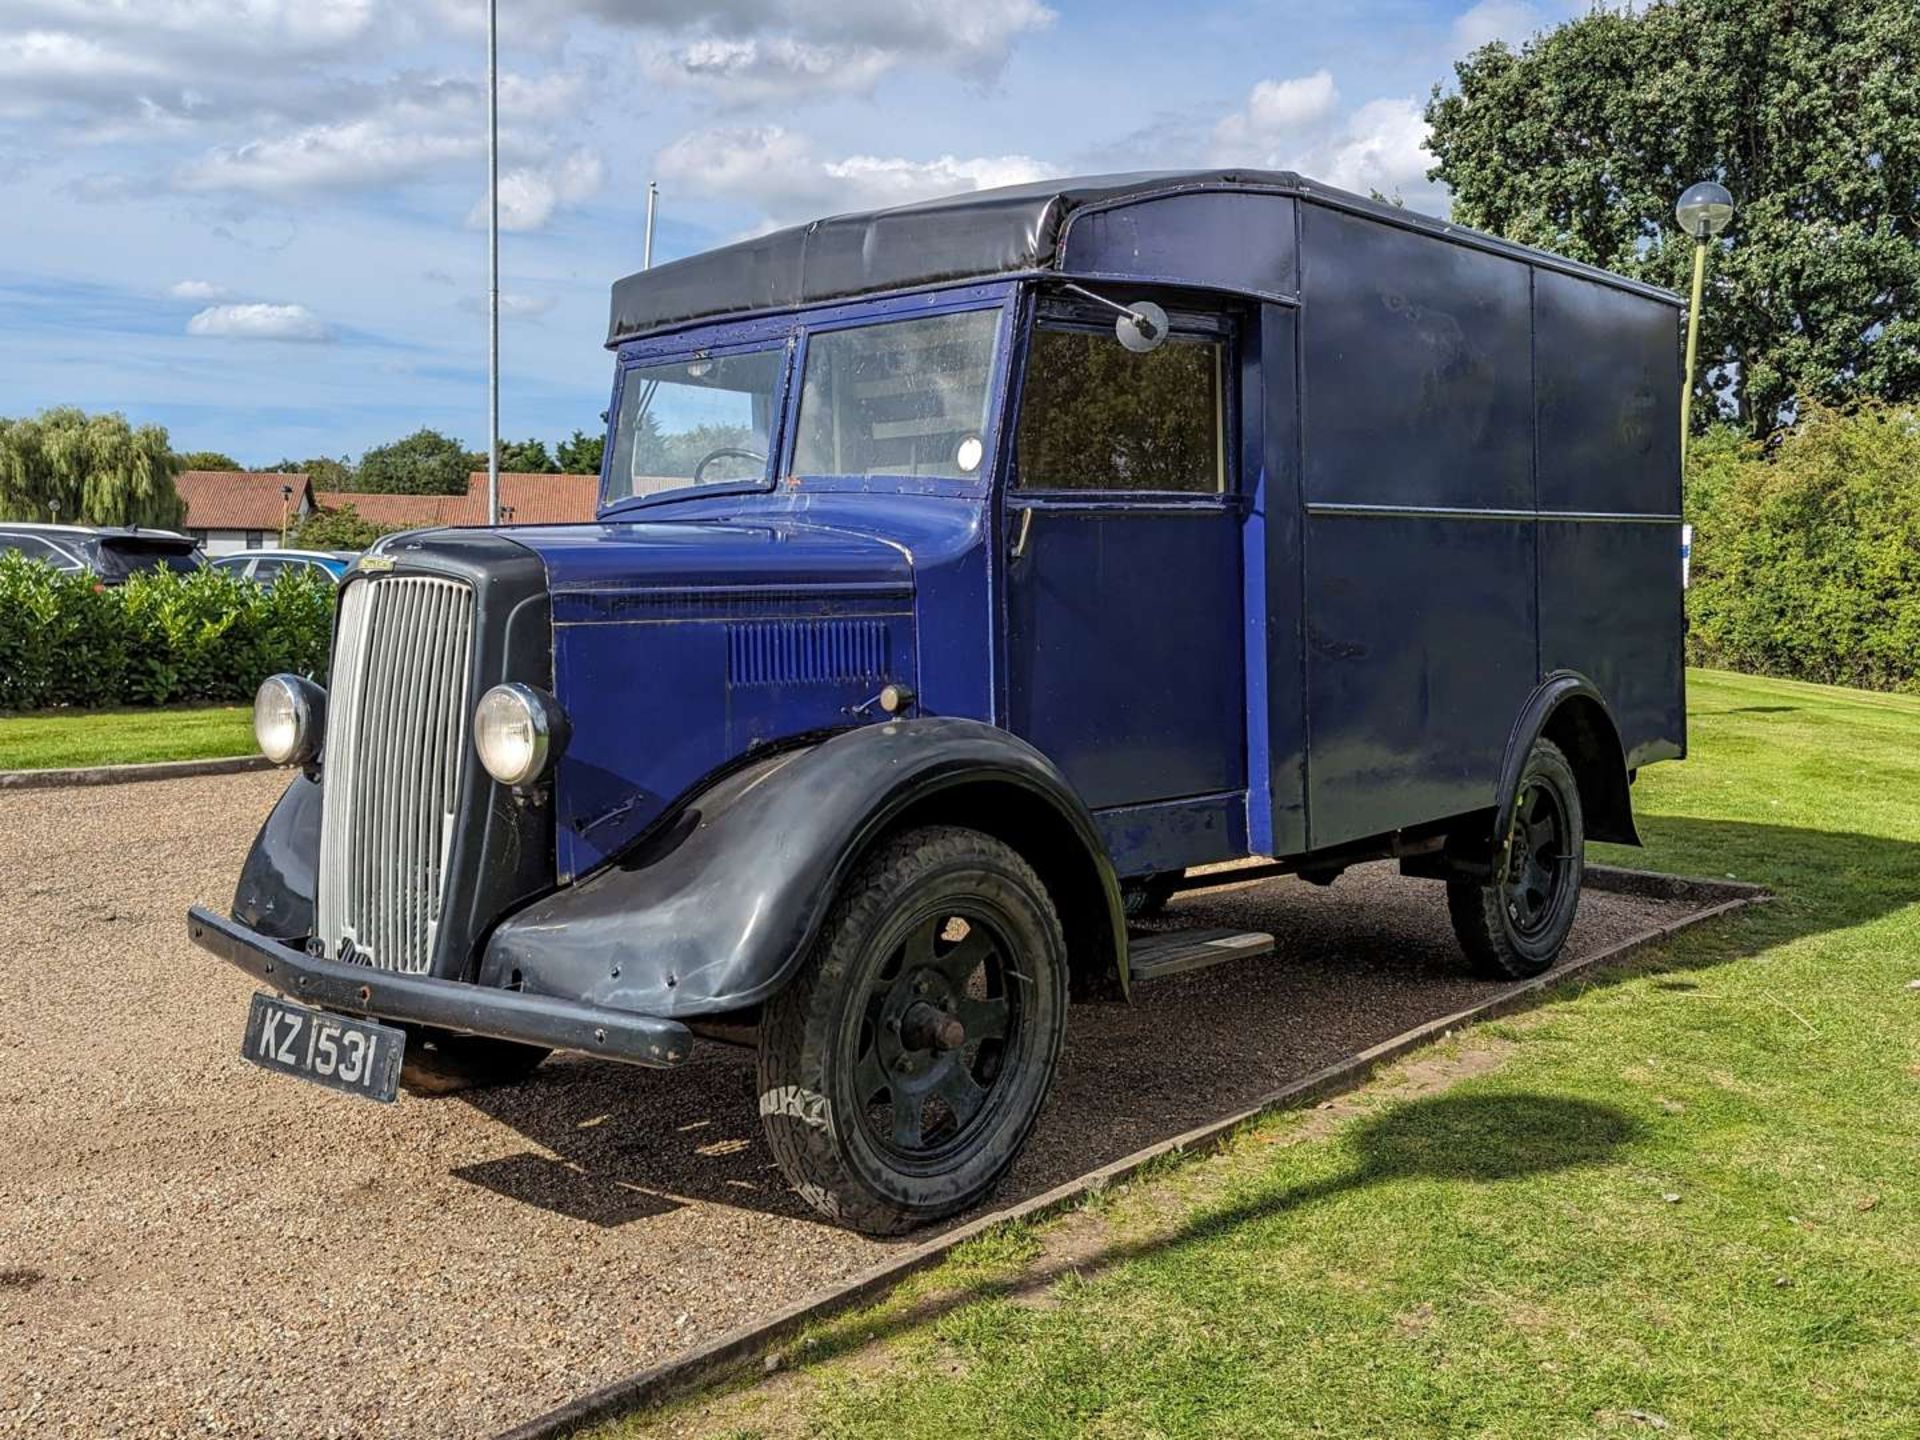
[211,549,350,585]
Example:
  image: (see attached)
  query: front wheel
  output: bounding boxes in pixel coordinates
[1447,737,1585,980]
[757,825,1068,1234]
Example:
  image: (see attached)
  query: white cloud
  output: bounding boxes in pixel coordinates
[439,0,1054,75]
[468,148,604,232]
[1319,98,1437,203]
[640,37,895,103]
[186,301,330,341]
[13,1,377,54]
[1213,70,1338,152]
[0,28,172,85]
[168,279,227,299]
[656,124,1059,229]
[177,113,484,193]
[1212,76,1442,214]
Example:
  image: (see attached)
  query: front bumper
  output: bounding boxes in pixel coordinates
[187,906,694,1068]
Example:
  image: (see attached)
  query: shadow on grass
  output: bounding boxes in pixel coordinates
[789,1091,1638,1367]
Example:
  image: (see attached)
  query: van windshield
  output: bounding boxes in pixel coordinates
[793,309,999,480]
[606,347,785,502]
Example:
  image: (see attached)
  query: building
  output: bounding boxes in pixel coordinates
[176,471,314,555]
[313,472,601,530]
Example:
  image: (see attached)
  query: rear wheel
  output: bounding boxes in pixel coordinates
[757,825,1068,1234]
[1447,738,1584,980]
[399,1027,550,1094]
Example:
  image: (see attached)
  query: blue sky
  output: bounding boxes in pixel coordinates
[0,0,1581,464]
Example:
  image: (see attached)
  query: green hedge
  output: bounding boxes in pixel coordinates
[1685,405,1920,694]
[0,555,333,710]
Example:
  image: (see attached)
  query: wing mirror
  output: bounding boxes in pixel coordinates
[1060,283,1170,354]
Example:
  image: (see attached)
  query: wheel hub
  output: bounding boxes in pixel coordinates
[1502,778,1569,937]
[899,999,966,1054]
[853,910,1019,1159]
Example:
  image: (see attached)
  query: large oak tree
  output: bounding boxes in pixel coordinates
[1425,0,1920,436]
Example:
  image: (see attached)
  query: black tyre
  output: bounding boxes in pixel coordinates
[1121,871,1182,920]
[1447,738,1585,980]
[757,825,1068,1235]
[399,1027,550,1095]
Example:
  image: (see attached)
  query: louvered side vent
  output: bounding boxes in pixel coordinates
[316,575,475,975]
[726,619,889,687]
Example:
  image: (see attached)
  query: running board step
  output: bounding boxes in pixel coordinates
[1127,927,1276,983]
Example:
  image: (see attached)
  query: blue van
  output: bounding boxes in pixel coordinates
[191,170,1685,1232]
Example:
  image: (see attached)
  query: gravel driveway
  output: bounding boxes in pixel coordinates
[1,772,1698,1438]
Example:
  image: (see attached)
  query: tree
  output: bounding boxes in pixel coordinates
[496,437,557,473]
[271,456,354,489]
[0,407,184,527]
[1425,0,1920,436]
[288,503,396,551]
[556,428,605,475]
[354,428,476,495]
[174,450,241,471]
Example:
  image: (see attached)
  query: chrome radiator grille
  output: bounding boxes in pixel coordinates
[316,575,475,975]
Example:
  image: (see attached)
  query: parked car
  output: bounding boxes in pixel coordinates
[0,523,202,582]
[191,169,1687,1234]
[211,549,350,585]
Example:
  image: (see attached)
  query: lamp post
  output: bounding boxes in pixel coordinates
[485,0,500,528]
[1674,181,1734,468]
[280,483,293,545]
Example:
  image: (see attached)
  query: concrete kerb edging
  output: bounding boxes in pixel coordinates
[0,754,274,789]
[494,865,1771,1440]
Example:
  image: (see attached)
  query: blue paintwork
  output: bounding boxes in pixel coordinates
[489,176,1683,898]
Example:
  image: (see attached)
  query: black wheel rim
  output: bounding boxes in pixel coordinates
[850,906,1025,1167]
[1503,779,1571,938]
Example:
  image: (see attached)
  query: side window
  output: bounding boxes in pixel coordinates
[1,535,54,562]
[1014,324,1226,494]
[250,559,284,584]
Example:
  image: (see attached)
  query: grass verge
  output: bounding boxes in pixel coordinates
[0,704,255,769]
[602,668,1920,1440]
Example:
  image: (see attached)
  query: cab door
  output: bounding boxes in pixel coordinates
[1001,298,1247,851]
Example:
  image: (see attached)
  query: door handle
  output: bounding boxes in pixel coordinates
[1010,506,1035,559]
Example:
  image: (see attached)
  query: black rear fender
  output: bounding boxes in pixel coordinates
[479,718,1129,1018]
[1500,673,1639,849]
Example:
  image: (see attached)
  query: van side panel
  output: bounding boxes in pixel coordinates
[1533,268,1687,767]
[1297,204,1540,849]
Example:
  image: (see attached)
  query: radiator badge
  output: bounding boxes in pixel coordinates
[358,554,396,573]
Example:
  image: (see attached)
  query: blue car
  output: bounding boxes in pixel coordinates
[191,170,1686,1232]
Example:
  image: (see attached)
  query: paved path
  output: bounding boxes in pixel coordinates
[0,772,1693,1438]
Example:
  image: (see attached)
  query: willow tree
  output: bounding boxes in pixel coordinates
[1425,0,1920,436]
[0,407,185,527]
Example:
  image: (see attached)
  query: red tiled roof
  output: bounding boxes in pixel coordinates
[177,471,312,531]
[313,490,465,527]
[313,472,600,530]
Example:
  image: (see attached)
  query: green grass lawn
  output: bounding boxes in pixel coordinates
[0,704,255,769]
[611,668,1920,1440]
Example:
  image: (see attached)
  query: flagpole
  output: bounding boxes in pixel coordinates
[644,180,658,269]
[485,0,500,526]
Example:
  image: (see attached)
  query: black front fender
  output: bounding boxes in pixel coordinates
[479,718,1127,1018]
[233,771,321,941]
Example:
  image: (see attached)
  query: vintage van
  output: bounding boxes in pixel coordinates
[191,170,1685,1233]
